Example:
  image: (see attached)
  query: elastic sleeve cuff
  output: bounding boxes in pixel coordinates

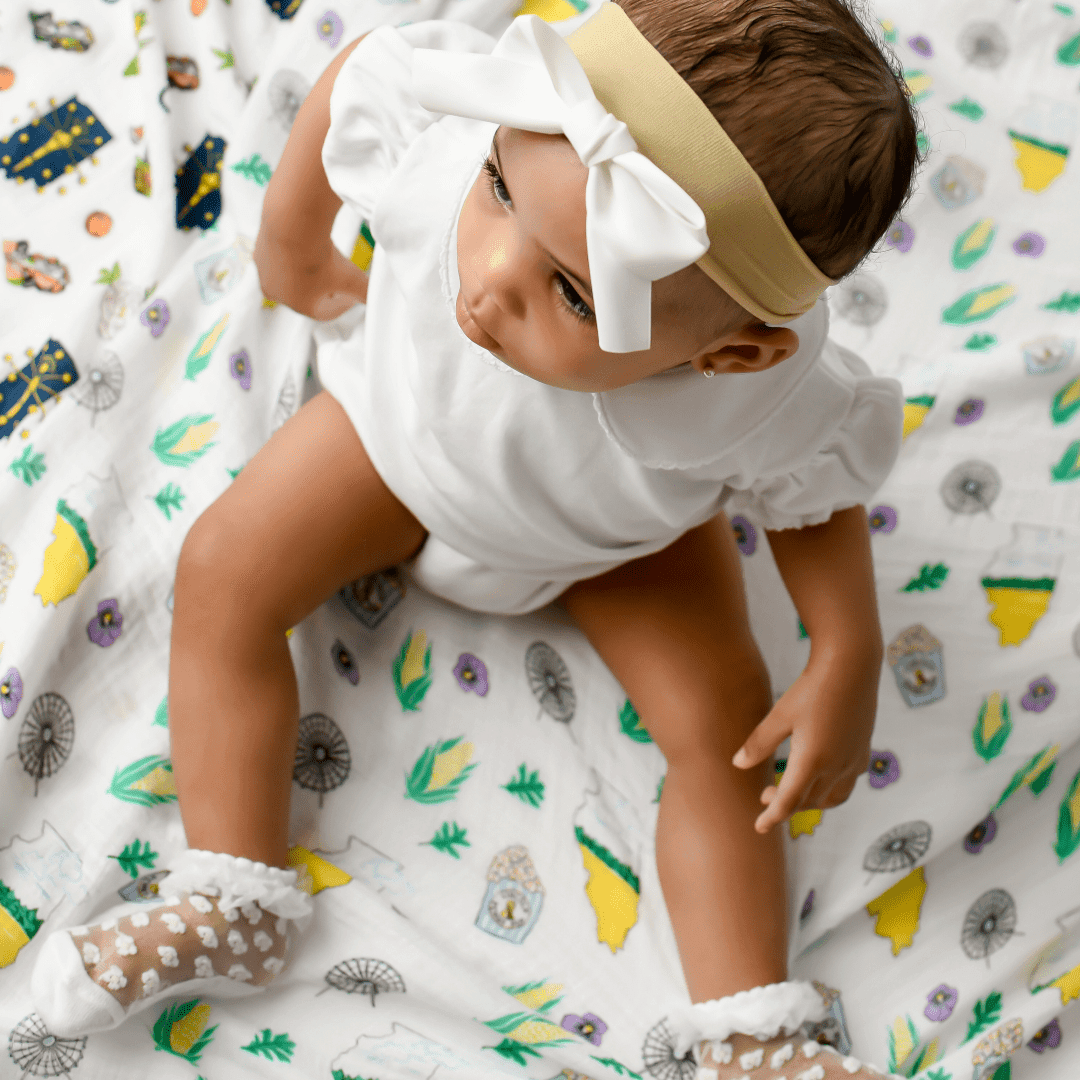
[667,981,828,1058]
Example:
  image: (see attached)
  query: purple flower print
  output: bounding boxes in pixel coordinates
[140,298,170,338]
[924,984,958,1022]
[954,398,985,425]
[868,750,900,788]
[561,1012,607,1046]
[885,220,915,253]
[229,349,252,391]
[964,813,997,854]
[1028,1018,1062,1052]
[800,889,815,923]
[453,653,488,696]
[868,505,897,534]
[1,667,23,719]
[331,639,359,686]
[908,35,933,57]
[87,599,123,647]
[317,10,343,48]
[731,515,757,556]
[1013,231,1046,258]
[1021,675,1056,712]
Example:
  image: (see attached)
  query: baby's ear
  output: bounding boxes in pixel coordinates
[694,324,800,376]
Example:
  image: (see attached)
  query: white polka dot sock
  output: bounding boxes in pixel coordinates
[29,850,313,1037]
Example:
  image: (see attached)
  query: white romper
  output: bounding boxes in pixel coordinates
[316,21,904,616]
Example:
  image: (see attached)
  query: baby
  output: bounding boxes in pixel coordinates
[31,0,919,1071]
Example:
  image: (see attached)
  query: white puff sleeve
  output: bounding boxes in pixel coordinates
[720,343,903,531]
[322,21,497,223]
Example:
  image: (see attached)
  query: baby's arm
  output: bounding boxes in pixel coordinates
[733,505,883,831]
[254,34,372,320]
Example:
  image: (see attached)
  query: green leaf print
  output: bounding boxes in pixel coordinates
[1050,440,1080,482]
[901,563,950,592]
[1058,31,1080,65]
[153,696,169,727]
[423,821,470,858]
[965,333,997,351]
[948,97,984,122]
[152,999,217,1063]
[95,262,122,286]
[591,1056,644,1079]
[486,1038,542,1066]
[231,153,271,186]
[502,764,545,807]
[1055,768,1080,862]
[153,482,185,520]
[212,47,234,70]
[618,699,653,743]
[109,839,159,878]
[1044,291,1080,312]
[241,1029,296,1062]
[8,445,46,487]
[924,1070,952,1080]
[963,990,1002,1042]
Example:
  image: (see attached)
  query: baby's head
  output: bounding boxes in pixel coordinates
[455,0,920,392]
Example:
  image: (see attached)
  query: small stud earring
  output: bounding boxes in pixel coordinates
[703,365,716,378]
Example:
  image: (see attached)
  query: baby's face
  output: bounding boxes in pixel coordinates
[455,127,799,392]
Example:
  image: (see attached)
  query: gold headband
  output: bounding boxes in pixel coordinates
[566,2,836,323]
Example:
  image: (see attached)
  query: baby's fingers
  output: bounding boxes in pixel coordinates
[733,707,793,770]
[754,760,814,833]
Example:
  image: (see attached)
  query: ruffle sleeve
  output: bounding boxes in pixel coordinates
[719,343,903,531]
[322,21,498,225]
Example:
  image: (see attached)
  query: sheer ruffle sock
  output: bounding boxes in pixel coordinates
[669,982,884,1080]
[30,850,313,1037]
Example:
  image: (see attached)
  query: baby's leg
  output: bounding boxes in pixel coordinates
[563,514,785,1003]
[31,392,426,1035]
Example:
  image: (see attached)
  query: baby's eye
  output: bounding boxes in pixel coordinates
[556,274,594,324]
[483,159,511,208]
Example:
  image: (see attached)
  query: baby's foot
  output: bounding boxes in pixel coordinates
[30,850,311,1037]
[696,1032,882,1080]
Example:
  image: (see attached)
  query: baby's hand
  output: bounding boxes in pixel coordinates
[731,646,880,833]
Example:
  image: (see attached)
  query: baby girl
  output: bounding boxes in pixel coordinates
[32,0,919,1072]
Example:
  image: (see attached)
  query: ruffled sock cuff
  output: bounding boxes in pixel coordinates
[667,981,828,1058]
[162,849,313,922]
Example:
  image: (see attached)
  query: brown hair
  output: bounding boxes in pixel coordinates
[617,0,922,281]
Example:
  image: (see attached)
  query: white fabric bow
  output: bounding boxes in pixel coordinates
[412,15,710,353]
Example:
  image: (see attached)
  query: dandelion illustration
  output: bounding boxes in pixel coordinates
[323,957,405,1004]
[868,751,900,788]
[316,9,343,47]
[1021,676,1056,712]
[87,598,123,647]
[869,505,897,534]
[964,814,997,854]
[140,298,170,337]
[924,985,958,1022]
[959,21,1009,68]
[293,713,350,805]
[1013,231,1046,258]
[1,666,23,718]
[525,642,575,722]
[731,515,756,555]
[1028,1018,1061,1052]
[863,821,932,874]
[641,1018,697,1080]
[831,274,887,326]
[885,219,915,253]
[229,349,252,390]
[955,398,985,425]
[561,1012,607,1046]
[331,639,358,685]
[267,69,311,131]
[8,1013,87,1076]
[73,352,124,420]
[452,652,488,695]
[19,692,75,794]
[960,888,1017,960]
[940,460,1001,514]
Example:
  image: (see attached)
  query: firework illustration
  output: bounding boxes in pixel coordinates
[525,642,575,722]
[641,1018,696,1080]
[961,888,1017,961]
[864,821,932,874]
[18,692,74,795]
[8,1014,86,1076]
[293,713,351,805]
[73,352,124,421]
[323,958,405,1004]
[940,460,1001,514]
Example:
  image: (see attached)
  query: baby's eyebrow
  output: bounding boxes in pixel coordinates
[492,127,594,304]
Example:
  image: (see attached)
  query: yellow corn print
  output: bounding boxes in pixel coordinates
[171,1002,213,1054]
[508,981,563,1012]
[184,313,229,381]
[393,630,433,710]
[406,737,476,803]
[152,413,219,467]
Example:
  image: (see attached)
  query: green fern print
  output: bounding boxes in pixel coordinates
[8,446,46,487]
[423,821,470,858]
[618,699,652,743]
[231,153,271,186]
[591,1056,644,1079]
[154,482,185,520]
[963,991,1002,1043]
[486,1039,544,1066]
[901,563,949,592]
[95,262,122,286]
[212,47,234,70]
[1044,291,1080,313]
[109,839,159,878]
[965,333,997,350]
[242,1029,296,1063]
[502,764,545,807]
